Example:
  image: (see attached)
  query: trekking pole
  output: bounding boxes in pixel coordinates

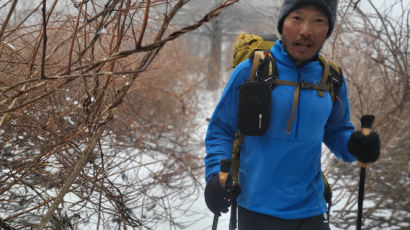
[212,158,232,230]
[356,114,375,230]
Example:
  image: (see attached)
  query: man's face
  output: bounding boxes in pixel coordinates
[282,6,329,65]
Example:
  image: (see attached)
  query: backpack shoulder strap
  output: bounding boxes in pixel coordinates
[249,50,266,80]
[318,56,331,97]
[319,55,345,121]
[318,55,344,101]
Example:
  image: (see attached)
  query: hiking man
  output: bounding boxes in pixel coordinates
[204,0,380,229]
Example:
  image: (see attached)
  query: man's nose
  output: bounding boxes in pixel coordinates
[299,21,313,36]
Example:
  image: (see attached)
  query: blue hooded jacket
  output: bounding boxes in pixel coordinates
[204,40,357,219]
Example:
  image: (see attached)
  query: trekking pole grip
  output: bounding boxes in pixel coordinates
[219,158,231,189]
[359,114,375,168]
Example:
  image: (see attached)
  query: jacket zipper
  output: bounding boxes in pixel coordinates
[295,69,301,138]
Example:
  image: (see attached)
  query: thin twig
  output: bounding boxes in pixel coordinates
[0,0,18,41]
[41,0,47,79]
[136,0,150,47]
[67,0,85,74]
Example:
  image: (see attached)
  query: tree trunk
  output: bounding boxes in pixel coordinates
[206,17,222,91]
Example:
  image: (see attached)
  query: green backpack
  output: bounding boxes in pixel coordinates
[231,33,343,216]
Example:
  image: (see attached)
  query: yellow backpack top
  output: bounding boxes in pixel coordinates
[232,33,277,67]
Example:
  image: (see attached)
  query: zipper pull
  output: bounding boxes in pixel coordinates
[259,113,262,129]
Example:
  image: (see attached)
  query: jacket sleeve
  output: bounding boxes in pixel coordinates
[323,74,357,162]
[204,61,251,182]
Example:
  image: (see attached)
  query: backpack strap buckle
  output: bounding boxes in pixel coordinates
[300,81,314,89]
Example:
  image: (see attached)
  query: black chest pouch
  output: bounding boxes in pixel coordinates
[238,79,272,136]
[237,53,276,136]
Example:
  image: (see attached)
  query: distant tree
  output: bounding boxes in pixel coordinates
[177,0,280,90]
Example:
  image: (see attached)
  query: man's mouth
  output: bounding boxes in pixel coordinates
[295,41,312,47]
[294,41,313,52]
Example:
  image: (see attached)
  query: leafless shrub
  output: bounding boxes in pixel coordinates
[0,0,239,229]
[323,0,409,229]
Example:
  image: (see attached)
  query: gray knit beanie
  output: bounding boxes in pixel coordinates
[277,0,338,37]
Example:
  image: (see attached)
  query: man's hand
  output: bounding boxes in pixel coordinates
[204,174,233,215]
[348,130,380,163]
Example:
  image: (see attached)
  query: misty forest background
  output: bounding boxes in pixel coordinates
[0,0,408,229]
